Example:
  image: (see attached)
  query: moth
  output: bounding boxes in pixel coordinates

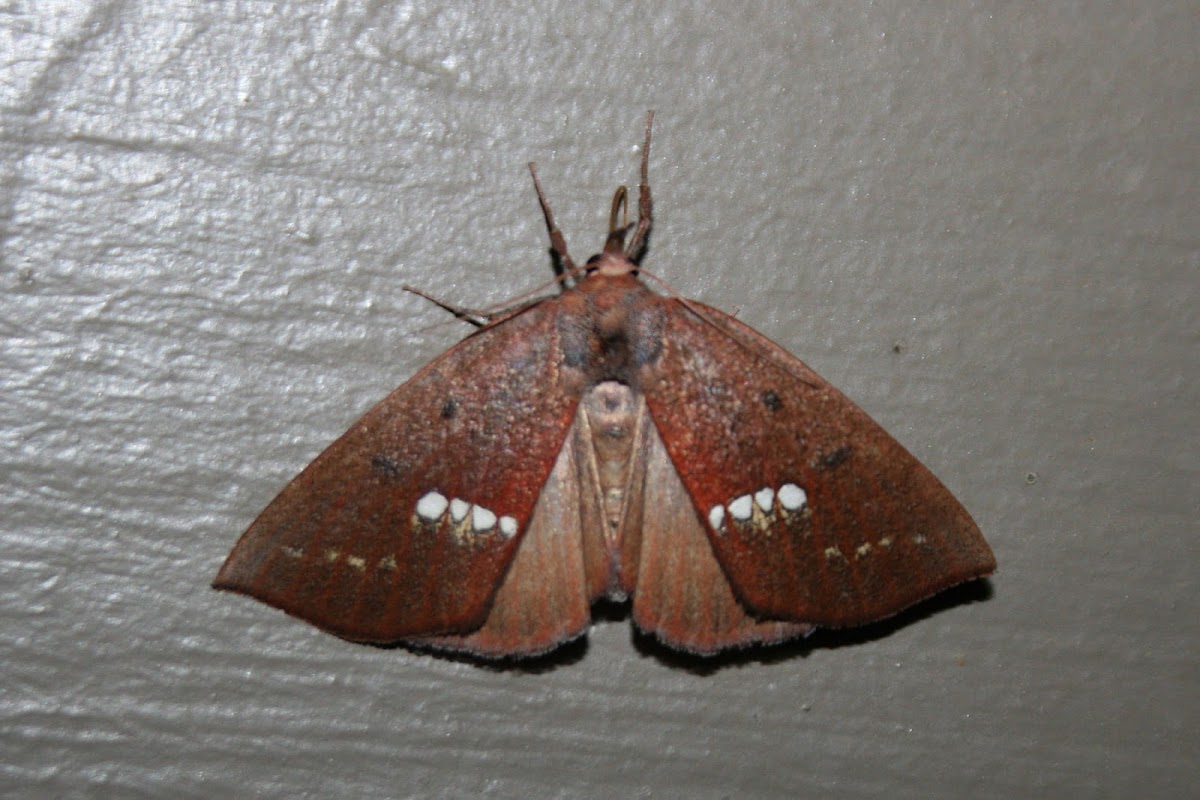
[214,113,995,658]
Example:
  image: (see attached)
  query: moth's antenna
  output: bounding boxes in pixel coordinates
[401,285,489,327]
[625,110,654,263]
[529,162,576,275]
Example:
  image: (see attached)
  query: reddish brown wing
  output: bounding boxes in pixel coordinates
[642,300,995,628]
[631,407,813,654]
[213,301,579,643]
[404,412,594,658]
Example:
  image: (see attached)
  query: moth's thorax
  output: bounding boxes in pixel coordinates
[560,270,668,387]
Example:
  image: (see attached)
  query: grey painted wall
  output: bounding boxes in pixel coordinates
[3,2,1195,797]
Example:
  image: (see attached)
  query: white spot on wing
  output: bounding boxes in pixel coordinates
[778,483,807,511]
[708,504,725,531]
[498,516,518,538]
[754,488,775,512]
[728,495,753,521]
[449,498,470,523]
[472,505,497,532]
[416,491,449,521]
[347,555,366,570]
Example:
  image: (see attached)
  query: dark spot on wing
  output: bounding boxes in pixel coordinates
[441,398,459,419]
[816,445,852,471]
[371,454,403,479]
[760,389,782,411]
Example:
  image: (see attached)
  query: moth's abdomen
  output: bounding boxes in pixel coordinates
[580,382,644,540]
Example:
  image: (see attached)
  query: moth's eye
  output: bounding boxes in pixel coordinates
[585,253,602,270]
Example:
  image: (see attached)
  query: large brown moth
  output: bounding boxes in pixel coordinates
[214,113,995,658]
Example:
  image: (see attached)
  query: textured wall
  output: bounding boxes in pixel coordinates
[3,2,1196,797]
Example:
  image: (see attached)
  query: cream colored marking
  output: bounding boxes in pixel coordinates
[728,494,754,521]
[378,555,397,571]
[912,534,927,545]
[324,548,340,563]
[708,504,726,532]
[498,516,518,538]
[778,483,807,511]
[449,498,470,523]
[824,546,844,561]
[754,487,775,513]
[280,545,303,559]
[472,505,497,532]
[878,537,892,548]
[855,543,872,559]
[415,491,449,521]
[346,555,367,571]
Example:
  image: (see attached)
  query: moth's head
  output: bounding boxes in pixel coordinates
[530,113,653,288]
[580,220,638,280]
[577,184,639,279]
[584,247,638,278]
